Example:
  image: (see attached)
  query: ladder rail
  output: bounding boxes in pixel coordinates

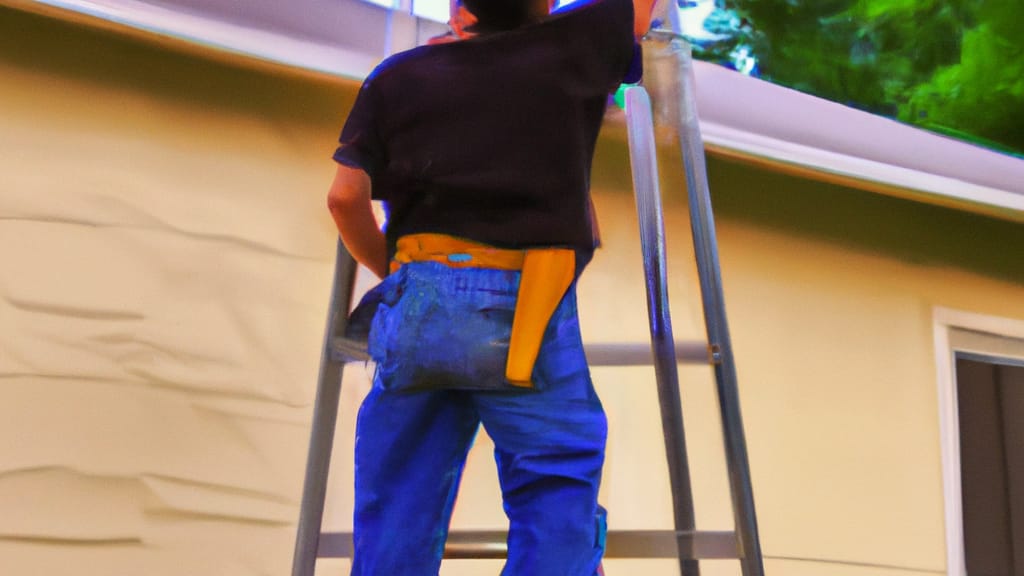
[640,13,766,571]
[667,36,766,576]
[624,85,699,576]
[291,240,359,576]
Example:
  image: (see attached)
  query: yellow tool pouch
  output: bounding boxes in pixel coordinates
[505,248,575,386]
[390,234,576,388]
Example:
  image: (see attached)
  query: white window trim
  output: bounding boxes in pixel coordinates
[933,307,1024,576]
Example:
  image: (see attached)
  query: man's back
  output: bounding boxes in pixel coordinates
[326,2,655,574]
[334,0,636,253]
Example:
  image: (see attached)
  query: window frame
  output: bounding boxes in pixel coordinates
[933,307,1024,576]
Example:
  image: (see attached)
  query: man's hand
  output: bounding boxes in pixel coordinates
[327,165,389,279]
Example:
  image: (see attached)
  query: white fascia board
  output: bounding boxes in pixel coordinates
[693,60,1024,220]
[7,0,387,80]
[702,121,1024,218]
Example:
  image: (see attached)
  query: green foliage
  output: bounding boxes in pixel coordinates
[902,15,1024,154]
[684,0,1024,155]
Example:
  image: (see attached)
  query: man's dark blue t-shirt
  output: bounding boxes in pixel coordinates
[334,0,637,258]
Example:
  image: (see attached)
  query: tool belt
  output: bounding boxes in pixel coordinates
[392,233,575,387]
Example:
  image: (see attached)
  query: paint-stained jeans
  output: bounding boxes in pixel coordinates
[351,262,608,575]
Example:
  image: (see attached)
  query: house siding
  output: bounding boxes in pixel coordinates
[3,7,1023,575]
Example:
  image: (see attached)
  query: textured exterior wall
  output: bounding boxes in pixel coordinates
[0,9,343,575]
[4,6,1024,576]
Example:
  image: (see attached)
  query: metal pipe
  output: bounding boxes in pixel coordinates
[625,86,700,576]
[316,529,740,559]
[291,240,359,576]
[663,30,767,576]
[584,340,708,365]
[332,338,711,366]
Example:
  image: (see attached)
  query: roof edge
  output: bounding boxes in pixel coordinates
[702,121,1024,224]
[1,0,386,82]
[4,0,1023,223]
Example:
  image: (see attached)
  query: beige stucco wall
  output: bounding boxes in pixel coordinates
[3,7,1024,576]
[0,9,343,575]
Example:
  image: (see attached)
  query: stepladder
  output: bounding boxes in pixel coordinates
[292,31,764,576]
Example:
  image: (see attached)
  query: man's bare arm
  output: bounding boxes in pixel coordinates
[327,164,389,279]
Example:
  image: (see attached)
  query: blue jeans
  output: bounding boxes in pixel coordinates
[351,263,608,575]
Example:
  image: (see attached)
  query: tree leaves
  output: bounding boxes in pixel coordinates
[683,0,1024,155]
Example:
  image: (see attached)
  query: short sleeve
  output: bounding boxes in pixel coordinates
[552,0,639,90]
[333,77,385,177]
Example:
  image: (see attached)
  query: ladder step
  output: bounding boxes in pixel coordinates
[330,337,370,363]
[317,529,738,559]
[584,341,709,365]
[330,338,710,366]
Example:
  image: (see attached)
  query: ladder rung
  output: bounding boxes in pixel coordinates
[330,338,710,366]
[317,529,738,560]
[584,341,709,366]
[330,337,370,363]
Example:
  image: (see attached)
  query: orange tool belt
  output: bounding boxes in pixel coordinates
[392,233,576,387]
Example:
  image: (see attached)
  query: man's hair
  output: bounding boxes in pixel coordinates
[461,0,537,31]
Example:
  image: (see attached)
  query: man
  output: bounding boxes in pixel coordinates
[328,0,654,573]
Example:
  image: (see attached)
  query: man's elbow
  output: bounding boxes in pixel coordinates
[327,165,372,216]
[327,184,363,218]
[326,190,348,216]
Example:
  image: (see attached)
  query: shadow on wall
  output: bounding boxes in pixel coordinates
[706,156,1024,286]
[592,132,1024,286]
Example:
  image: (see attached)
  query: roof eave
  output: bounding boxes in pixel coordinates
[5,0,1023,223]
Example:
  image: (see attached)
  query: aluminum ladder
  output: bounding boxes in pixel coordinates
[291,36,764,576]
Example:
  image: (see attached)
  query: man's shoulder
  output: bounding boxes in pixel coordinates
[369,45,443,86]
[548,0,633,27]
[364,0,634,89]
